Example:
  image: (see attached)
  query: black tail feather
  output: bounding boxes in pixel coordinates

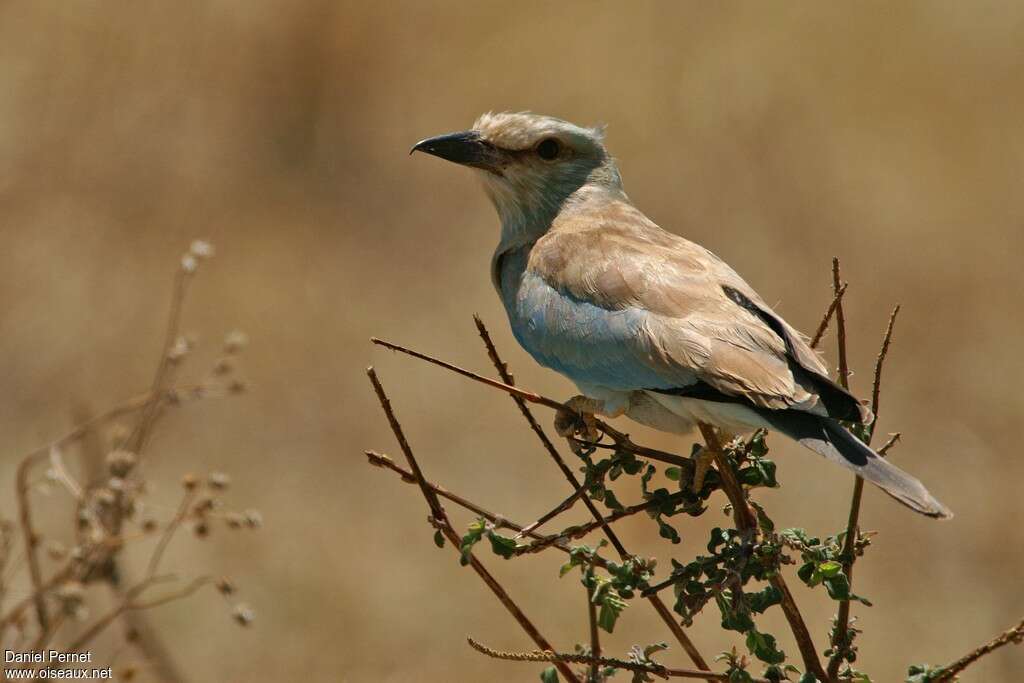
[757,409,952,519]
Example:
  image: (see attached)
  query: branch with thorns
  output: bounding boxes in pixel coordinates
[367,259,1022,683]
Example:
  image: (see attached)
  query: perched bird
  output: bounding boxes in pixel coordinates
[411,112,951,519]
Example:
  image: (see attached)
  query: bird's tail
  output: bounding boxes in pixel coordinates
[757,409,953,520]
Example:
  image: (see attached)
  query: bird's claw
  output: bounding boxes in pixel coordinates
[554,396,601,456]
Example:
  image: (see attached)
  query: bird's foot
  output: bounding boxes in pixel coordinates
[554,395,603,456]
[690,445,716,493]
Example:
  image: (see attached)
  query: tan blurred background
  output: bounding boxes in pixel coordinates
[2,1,1023,681]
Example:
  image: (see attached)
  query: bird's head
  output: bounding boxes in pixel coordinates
[412,112,622,229]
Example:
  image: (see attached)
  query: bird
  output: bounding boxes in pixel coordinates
[411,112,951,519]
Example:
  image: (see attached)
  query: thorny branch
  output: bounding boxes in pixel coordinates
[697,425,827,681]
[473,316,712,674]
[367,368,580,683]
[466,637,771,682]
[370,262,1018,683]
[932,617,1024,681]
[828,302,900,680]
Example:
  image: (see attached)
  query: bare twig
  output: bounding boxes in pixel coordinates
[466,637,771,682]
[129,269,191,455]
[515,492,690,557]
[586,566,600,681]
[810,282,848,349]
[473,317,712,674]
[831,258,850,386]
[145,489,197,580]
[870,305,901,435]
[828,304,900,680]
[371,336,693,471]
[517,487,587,538]
[877,432,901,456]
[367,367,580,683]
[66,576,214,651]
[366,450,615,569]
[932,617,1024,681]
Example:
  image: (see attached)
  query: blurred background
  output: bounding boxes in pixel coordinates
[2,2,1022,680]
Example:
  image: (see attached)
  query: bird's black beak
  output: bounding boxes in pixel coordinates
[410,130,503,171]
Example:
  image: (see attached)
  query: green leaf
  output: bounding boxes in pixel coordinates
[656,517,681,544]
[603,488,626,511]
[559,562,575,578]
[487,532,518,559]
[539,666,559,683]
[818,560,843,578]
[905,664,946,683]
[433,530,445,548]
[459,518,488,566]
[643,642,669,659]
[745,630,785,664]
[664,467,682,481]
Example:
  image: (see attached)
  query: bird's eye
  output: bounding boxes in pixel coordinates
[536,138,561,160]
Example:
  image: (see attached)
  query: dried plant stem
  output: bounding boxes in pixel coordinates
[810,282,848,349]
[933,617,1024,681]
[518,487,587,538]
[473,317,712,674]
[514,491,690,557]
[586,566,600,681]
[367,367,580,683]
[831,258,850,386]
[14,393,157,632]
[366,450,614,569]
[877,432,901,455]
[466,637,771,682]
[146,489,197,580]
[698,424,827,681]
[828,304,899,680]
[130,269,191,455]
[67,576,214,651]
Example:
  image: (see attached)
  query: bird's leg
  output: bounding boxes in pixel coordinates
[554,395,622,456]
[690,446,715,493]
[691,426,735,493]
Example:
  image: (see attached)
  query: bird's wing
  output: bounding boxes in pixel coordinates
[527,203,867,421]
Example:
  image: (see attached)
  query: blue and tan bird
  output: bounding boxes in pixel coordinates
[412,112,951,519]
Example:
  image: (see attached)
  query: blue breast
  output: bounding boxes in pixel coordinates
[497,248,677,391]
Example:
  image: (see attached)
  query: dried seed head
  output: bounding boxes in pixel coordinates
[106,449,137,477]
[193,496,216,514]
[168,336,191,362]
[190,240,215,259]
[225,512,245,530]
[108,424,131,448]
[223,330,249,354]
[208,472,231,491]
[227,379,248,394]
[141,519,158,534]
[193,520,210,539]
[119,666,137,681]
[232,603,255,627]
[182,473,199,491]
[46,541,67,561]
[56,581,85,610]
[181,254,198,273]
[216,578,236,596]
[212,358,234,376]
[243,509,263,529]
